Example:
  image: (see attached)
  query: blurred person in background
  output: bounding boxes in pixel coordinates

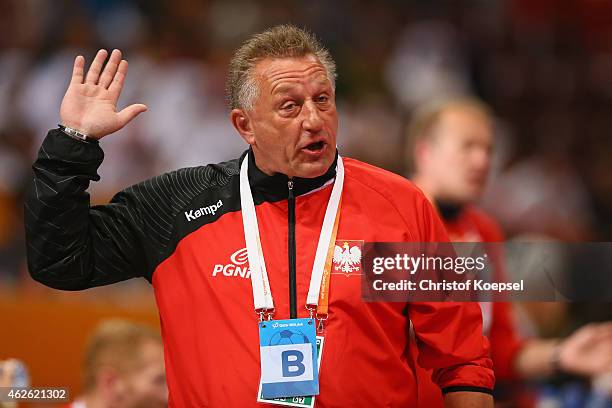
[0,359,23,408]
[0,359,20,387]
[406,97,612,407]
[62,319,167,408]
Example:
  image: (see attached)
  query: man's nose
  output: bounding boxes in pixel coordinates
[301,100,323,133]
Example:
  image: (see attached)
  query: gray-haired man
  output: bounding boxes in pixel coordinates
[25,25,494,407]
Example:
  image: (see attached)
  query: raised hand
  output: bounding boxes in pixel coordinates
[60,49,147,140]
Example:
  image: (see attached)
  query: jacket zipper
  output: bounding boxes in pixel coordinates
[288,179,297,319]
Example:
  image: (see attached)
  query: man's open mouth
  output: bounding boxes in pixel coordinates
[303,141,325,152]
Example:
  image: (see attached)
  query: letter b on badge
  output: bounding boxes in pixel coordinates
[282,350,305,377]
[260,343,313,383]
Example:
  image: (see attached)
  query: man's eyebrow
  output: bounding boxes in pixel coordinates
[271,81,332,97]
[271,84,296,95]
[270,74,331,95]
[315,78,335,93]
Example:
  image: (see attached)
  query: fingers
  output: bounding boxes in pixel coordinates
[593,321,612,333]
[117,104,148,127]
[70,55,85,85]
[98,49,122,88]
[580,322,612,343]
[85,49,108,84]
[108,59,129,102]
[593,324,612,347]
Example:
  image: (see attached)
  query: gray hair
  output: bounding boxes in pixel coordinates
[226,24,337,110]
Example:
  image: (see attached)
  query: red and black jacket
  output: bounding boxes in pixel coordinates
[26,129,495,407]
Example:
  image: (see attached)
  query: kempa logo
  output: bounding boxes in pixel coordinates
[185,200,223,221]
[212,248,251,279]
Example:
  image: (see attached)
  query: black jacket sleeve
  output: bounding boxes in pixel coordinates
[24,129,167,290]
[25,129,240,291]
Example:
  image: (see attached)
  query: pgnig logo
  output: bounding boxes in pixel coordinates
[211,248,251,278]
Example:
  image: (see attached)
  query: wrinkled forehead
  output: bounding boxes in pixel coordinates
[253,55,332,95]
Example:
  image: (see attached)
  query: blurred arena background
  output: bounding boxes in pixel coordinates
[1,0,612,406]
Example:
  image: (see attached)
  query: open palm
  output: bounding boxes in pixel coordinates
[60,49,147,140]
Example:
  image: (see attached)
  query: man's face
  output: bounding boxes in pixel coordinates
[421,107,493,203]
[117,340,167,408]
[234,55,338,178]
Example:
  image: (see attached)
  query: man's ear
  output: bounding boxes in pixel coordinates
[98,367,120,400]
[413,138,431,171]
[231,109,255,146]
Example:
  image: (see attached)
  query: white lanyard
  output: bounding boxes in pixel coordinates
[239,153,344,318]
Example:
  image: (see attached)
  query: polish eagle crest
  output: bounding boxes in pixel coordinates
[333,242,362,274]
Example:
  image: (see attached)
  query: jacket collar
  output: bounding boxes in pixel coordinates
[240,147,338,202]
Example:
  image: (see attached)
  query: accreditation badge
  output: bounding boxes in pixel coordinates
[258,336,324,407]
[258,318,319,400]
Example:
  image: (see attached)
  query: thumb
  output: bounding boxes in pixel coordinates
[117,104,148,127]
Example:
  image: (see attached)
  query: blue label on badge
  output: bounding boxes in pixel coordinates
[259,318,319,399]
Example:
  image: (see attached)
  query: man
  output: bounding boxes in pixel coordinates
[25,25,494,406]
[64,319,167,408]
[408,97,612,406]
